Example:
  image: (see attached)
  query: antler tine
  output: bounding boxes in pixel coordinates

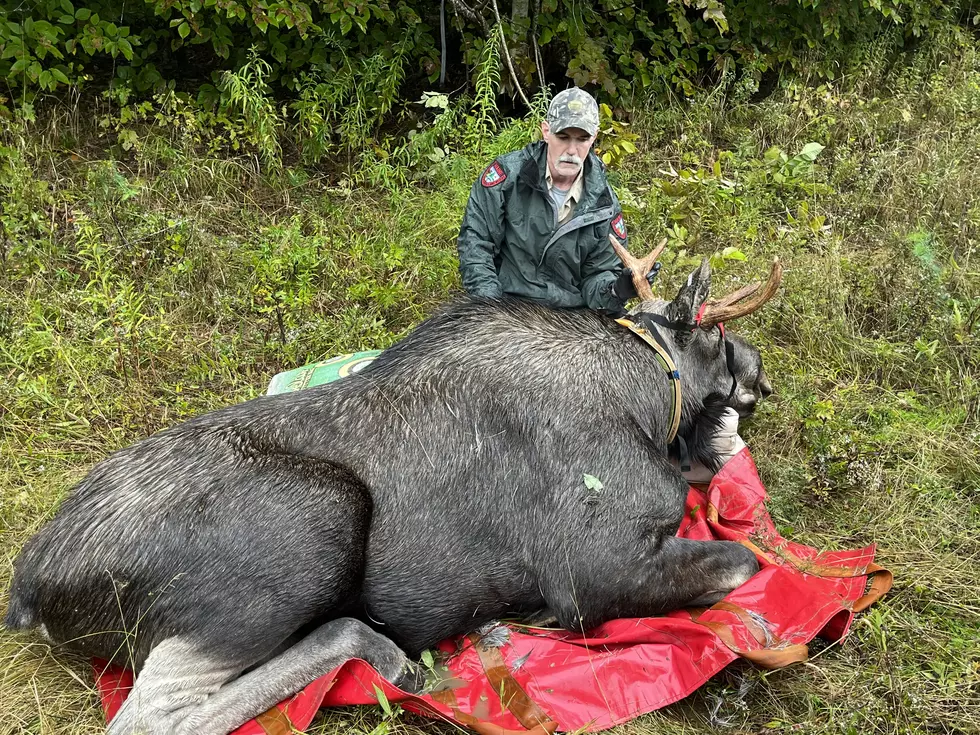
[706,282,761,310]
[608,235,667,302]
[700,259,783,326]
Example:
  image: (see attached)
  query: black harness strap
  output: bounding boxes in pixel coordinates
[621,310,742,472]
[615,317,682,445]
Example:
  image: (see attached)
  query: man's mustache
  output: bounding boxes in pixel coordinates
[558,154,583,166]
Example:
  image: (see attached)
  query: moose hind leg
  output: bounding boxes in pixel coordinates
[171,618,414,735]
[107,637,242,735]
[106,459,377,735]
[655,537,759,609]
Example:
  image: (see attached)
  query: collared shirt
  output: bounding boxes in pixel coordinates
[545,167,584,224]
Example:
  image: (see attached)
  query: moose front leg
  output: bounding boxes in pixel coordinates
[547,536,759,629]
[648,537,760,609]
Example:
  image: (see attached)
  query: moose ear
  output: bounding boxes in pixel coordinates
[667,258,712,325]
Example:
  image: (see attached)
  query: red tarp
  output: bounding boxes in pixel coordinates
[95,449,891,734]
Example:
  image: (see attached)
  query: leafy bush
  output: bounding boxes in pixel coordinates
[0,0,967,150]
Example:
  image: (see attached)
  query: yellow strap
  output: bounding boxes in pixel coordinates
[615,318,682,443]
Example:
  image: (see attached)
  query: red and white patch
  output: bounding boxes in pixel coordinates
[611,213,627,240]
[481,161,506,188]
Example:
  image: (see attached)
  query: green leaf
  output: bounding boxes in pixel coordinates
[421,649,434,668]
[798,142,825,161]
[720,246,746,261]
[118,129,140,151]
[178,21,190,39]
[51,68,70,84]
[583,474,603,492]
[373,683,392,716]
[60,0,74,13]
[354,8,370,33]
[74,7,90,19]
[703,6,727,31]
[763,146,784,162]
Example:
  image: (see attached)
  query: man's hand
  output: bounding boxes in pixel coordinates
[612,263,661,302]
[681,407,746,484]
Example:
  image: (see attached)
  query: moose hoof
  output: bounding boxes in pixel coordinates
[391,660,426,694]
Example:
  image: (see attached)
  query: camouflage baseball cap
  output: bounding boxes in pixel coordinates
[546,87,600,136]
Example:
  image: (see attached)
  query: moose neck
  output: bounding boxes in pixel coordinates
[669,341,735,473]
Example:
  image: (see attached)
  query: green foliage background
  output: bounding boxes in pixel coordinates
[0,0,968,146]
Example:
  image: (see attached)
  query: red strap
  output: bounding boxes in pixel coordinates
[694,303,708,328]
[694,303,725,337]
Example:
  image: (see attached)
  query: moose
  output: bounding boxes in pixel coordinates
[6,242,782,735]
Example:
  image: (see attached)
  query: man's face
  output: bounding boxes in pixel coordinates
[541,122,596,183]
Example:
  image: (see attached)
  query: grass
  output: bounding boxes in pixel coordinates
[2,25,979,735]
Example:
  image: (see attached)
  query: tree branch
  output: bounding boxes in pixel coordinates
[597,1,639,16]
[489,0,532,109]
[446,0,490,32]
[531,0,545,90]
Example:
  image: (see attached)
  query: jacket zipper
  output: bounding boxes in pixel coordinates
[538,203,615,267]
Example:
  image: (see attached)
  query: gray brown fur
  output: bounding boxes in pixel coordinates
[6,261,771,734]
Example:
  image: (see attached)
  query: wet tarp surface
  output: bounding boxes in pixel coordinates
[94,356,890,734]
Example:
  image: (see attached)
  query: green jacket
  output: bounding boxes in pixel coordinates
[457,141,629,312]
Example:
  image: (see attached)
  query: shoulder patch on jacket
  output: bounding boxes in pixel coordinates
[611,213,627,239]
[481,161,507,188]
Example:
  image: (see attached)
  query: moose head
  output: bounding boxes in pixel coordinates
[609,234,782,467]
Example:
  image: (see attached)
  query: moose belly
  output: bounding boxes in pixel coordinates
[359,532,541,654]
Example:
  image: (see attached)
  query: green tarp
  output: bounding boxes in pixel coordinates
[266,350,382,395]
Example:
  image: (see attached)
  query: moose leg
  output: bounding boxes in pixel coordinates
[106,637,241,735]
[649,536,759,609]
[170,618,414,735]
[106,461,380,735]
[547,536,759,630]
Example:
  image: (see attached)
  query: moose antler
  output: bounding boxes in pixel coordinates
[699,259,783,326]
[608,235,667,302]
